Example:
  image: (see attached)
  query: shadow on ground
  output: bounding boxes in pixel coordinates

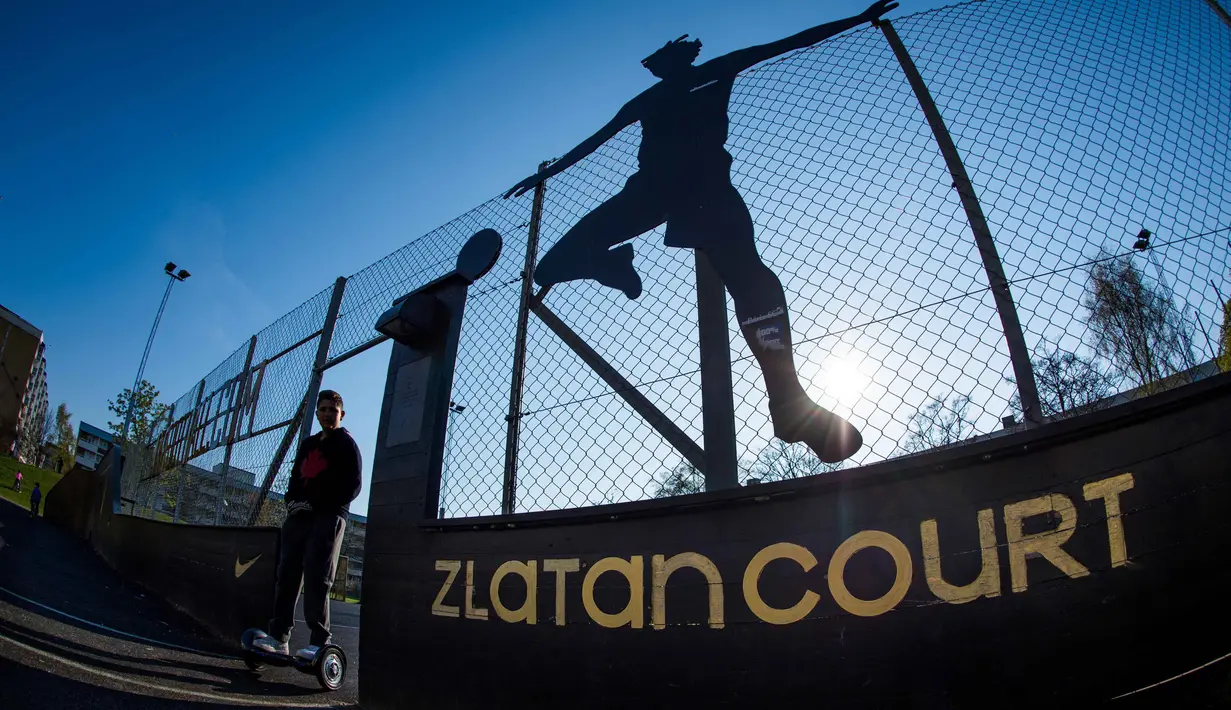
[0,499,359,708]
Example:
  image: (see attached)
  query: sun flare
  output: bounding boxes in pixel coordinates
[805,348,871,408]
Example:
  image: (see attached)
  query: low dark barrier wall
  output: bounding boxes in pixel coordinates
[361,372,1231,708]
[92,508,278,640]
[46,449,279,641]
[44,464,104,541]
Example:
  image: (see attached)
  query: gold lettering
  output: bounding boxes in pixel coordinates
[490,560,537,624]
[828,530,913,617]
[432,560,461,618]
[742,543,819,625]
[650,552,724,630]
[582,556,644,629]
[921,509,1000,604]
[1004,493,1089,593]
[543,558,580,626]
[1083,473,1134,568]
[465,560,489,620]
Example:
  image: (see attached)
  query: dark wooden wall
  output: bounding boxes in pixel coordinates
[45,447,279,640]
[361,369,1231,709]
[44,463,104,541]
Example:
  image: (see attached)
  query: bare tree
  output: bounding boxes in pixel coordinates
[651,461,705,498]
[16,406,51,465]
[900,394,975,454]
[1007,343,1116,419]
[42,410,56,446]
[16,423,41,465]
[53,403,75,473]
[748,440,842,482]
[1083,254,1196,390]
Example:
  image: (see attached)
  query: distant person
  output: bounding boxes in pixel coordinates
[504,0,898,463]
[13,470,21,492]
[253,390,362,660]
[29,482,41,517]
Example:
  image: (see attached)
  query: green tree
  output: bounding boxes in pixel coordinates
[54,403,75,473]
[107,380,171,513]
[106,379,171,447]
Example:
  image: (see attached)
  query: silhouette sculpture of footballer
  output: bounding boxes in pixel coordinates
[506,1,896,462]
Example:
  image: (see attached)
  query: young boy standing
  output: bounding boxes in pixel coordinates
[254,390,363,660]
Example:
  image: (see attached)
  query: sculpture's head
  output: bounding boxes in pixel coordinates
[642,35,703,80]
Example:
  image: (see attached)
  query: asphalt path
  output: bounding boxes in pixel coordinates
[0,499,360,708]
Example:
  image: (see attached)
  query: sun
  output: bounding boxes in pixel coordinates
[804,348,870,408]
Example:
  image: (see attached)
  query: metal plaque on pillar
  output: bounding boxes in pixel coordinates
[370,228,502,497]
[386,357,432,448]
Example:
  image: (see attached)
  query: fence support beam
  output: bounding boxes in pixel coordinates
[531,300,708,474]
[248,396,310,526]
[300,277,348,445]
[216,335,257,525]
[880,19,1042,425]
[324,334,389,370]
[173,379,206,523]
[695,253,738,490]
[502,160,551,515]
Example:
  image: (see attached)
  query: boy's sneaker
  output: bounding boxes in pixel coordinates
[253,635,288,655]
[295,645,321,661]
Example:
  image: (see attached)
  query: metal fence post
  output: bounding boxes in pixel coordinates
[501,160,551,516]
[1204,0,1231,28]
[300,277,348,446]
[248,393,310,526]
[879,19,1042,425]
[173,469,185,522]
[216,335,258,525]
[695,253,738,490]
[174,379,206,523]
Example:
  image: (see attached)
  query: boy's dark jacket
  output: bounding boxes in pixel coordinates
[285,427,363,519]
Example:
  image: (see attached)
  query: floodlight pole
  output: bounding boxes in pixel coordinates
[122,266,190,442]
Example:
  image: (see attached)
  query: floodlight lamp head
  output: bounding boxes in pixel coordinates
[375,292,448,347]
[1133,228,1151,251]
[165,262,177,274]
[177,269,191,280]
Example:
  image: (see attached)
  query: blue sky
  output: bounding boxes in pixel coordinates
[2,0,957,515]
[9,0,1226,520]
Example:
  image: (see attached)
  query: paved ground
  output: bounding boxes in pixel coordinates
[0,499,360,708]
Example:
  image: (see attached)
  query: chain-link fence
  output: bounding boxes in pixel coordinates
[128,197,530,526]
[131,0,1231,526]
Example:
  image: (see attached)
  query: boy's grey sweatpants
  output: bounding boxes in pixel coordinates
[269,511,346,647]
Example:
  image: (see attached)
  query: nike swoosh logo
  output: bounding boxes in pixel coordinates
[235,554,262,578]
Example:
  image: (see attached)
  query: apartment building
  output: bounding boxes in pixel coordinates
[1,304,49,463]
[75,421,115,471]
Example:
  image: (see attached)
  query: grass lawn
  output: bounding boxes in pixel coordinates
[0,455,64,516]
[121,503,175,523]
